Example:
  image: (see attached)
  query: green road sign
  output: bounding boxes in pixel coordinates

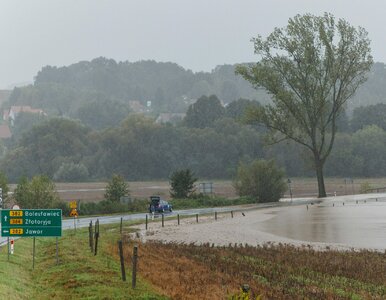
[1,209,62,237]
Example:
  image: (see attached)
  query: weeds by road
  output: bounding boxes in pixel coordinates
[120,240,386,299]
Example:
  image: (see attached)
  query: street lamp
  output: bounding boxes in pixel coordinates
[287,178,293,202]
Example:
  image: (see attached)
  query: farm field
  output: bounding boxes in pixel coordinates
[22,177,386,202]
[119,240,386,299]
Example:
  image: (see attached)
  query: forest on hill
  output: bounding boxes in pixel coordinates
[1,58,386,182]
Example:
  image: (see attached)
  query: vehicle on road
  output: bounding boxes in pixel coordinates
[149,196,172,213]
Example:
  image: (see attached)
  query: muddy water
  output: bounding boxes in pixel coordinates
[261,201,386,250]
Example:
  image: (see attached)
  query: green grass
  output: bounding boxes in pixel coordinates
[0,224,167,299]
[169,195,257,209]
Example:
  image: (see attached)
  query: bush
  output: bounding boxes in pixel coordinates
[59,198,149,216]
[359,182,372,193]
[234,159,286,202]
[170,195,255,209]
[13,175,59,208]
[170,169,197,199]
[77,200,128,215]
[105,174,129,202]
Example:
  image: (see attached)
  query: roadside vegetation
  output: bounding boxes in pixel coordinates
[121,239,386,299]
[0,212,384,299]
[0,223,166,299]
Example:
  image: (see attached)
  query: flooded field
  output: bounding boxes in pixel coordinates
[261,198,386,250]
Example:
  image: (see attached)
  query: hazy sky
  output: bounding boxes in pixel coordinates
[1,0,385,88]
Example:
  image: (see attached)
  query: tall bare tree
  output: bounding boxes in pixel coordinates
[237,13,373,197]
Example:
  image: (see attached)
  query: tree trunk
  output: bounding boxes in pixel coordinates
[314,158,327,198]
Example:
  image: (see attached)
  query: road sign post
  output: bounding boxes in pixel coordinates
[1,209,62,237]
[10,239,14,254]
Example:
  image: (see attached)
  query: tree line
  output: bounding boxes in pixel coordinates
[4,58,386,132]
[0,94,385,183]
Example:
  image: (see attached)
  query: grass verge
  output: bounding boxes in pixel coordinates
[0,224,167,299]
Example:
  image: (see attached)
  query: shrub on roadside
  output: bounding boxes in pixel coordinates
[13,175,59,208]
[234,159,286,202]
[105,174,129,202]
[359,182,371,193]
[57,198,149,216]
[170,195,255,209]
[170,169,198,199]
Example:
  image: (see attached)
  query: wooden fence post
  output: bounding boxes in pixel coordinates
[132,245,138,288]
[177,214,180,225]
[32,237,36,270]
[196,214,198,223]
[90,221,94,253]
[94,219,99,256]
[56,237,59,265]
[118,240,126,281]
[162,213,164,227]
[145,214,148,230]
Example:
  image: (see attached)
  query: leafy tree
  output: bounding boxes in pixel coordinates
[104,174,129,202]
[11,111,47,141]
[351,103,386,132]
[236,13,373,197]
[75,99,130,130]
[53,162,89,182]
[13,175,59,208]
[351,125,386,176]
[0,172,9,208]
[14,117,91,177]
[234,159,286,202]
[184,95,225,128]
[225,98,260,120]
[170,169,198,199]
[324,133,363,177]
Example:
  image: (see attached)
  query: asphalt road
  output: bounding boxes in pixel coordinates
[0,197,321,247]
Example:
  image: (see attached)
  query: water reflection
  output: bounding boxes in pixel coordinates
[261,201,386,249]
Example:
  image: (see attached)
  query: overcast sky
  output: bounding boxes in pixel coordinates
[1,0,385,88]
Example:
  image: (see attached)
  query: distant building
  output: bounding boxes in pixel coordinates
[0,124,11,139]
[128,101,146,113]
[155,113,186,124]
[3,105,45,126]
[0,90,11,105]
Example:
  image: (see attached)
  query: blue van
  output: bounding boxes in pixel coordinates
[149,196,173,213]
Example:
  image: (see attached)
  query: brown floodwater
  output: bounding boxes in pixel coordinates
[260,200,386,250]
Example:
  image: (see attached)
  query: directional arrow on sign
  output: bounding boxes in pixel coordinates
[4,216,7,222]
